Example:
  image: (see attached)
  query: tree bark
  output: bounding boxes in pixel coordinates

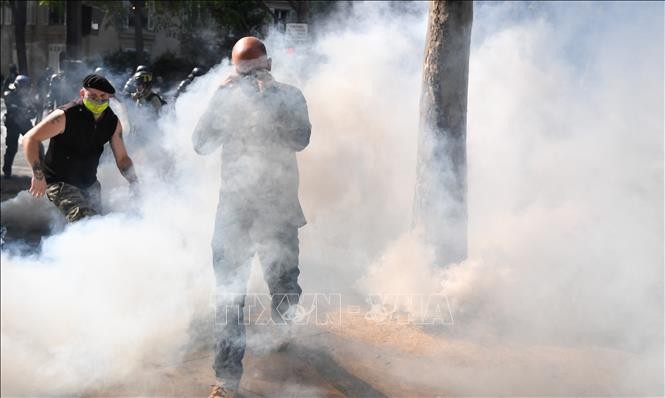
[11,0,28,74]
[414,0,473,266]
[133,0,145,66]
[66,0,82,59]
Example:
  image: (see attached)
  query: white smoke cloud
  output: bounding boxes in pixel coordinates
[1,1,662,396]
[358,1,663,394]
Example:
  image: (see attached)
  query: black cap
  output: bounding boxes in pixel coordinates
[82,73,115,94]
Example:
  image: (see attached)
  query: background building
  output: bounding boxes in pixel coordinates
[0,1,305,80]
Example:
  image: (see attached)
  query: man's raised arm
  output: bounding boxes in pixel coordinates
[23,109,65,197]
[109,120,138,186]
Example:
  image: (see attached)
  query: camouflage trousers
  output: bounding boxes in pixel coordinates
[46,181,102,222]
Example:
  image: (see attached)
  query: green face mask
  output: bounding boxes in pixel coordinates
[83,97,109,114]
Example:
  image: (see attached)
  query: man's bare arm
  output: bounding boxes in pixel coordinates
[24,109,66,197]
[109,120,138,185]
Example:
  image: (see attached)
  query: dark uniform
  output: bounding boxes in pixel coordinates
[133,90,166,113]
[43,100,119,221]
[174,67,206,99]
[122,65,151,98]
[1,64,17,95]
[129,71,166,114]
[2,78,37,177]
[192,69,311,382]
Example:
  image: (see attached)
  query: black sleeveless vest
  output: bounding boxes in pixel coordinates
[44,100,118,188]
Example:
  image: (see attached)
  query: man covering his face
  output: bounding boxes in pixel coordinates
[193,36,312,398]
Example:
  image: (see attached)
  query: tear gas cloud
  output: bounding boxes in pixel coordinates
[1,1,663,395]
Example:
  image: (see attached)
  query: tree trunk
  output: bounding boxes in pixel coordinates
[11,0,28,74]
[413,0,473,266]
[133,0,145,66]
[66,0,82,59]
[289,1,309,23]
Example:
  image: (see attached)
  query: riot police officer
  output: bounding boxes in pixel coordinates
[129,70,166,113]
[3,75,37,177]
[122,64,151,97]
[174,66,206,99]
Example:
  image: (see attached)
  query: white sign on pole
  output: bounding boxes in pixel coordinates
[285,23,308,43]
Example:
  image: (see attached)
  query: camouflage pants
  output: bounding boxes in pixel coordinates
[46,181,102,222]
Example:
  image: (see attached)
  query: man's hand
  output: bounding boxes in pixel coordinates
[253,70,274,93]
[220,73,241,88]
[23,109,65,195]
[29,176,47,197]
[29,160,47,197]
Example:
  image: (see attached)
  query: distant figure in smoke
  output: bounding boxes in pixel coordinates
[124,69,172,177]
[46,59,88,112]
[122,64,151,97]
[23,74,139,222]
[2,75,39,178]
[129,70,166,113]
[34,66,54,122]
[174,66,206,99]
[192,36,311,397]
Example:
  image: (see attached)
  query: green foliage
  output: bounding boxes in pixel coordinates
[102,49,142,75]
[34,1,340,75]
[79,1,273,67]
[36,0,66,18]
[152,0,270,34]
[151,50,192,84]
[102,49,195,87]
[151,0,272,64]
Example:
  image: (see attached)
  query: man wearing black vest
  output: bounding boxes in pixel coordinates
[23,74,139,222]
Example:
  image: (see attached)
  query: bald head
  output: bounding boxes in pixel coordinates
[232,36,271,74]
[232,37,267,62]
